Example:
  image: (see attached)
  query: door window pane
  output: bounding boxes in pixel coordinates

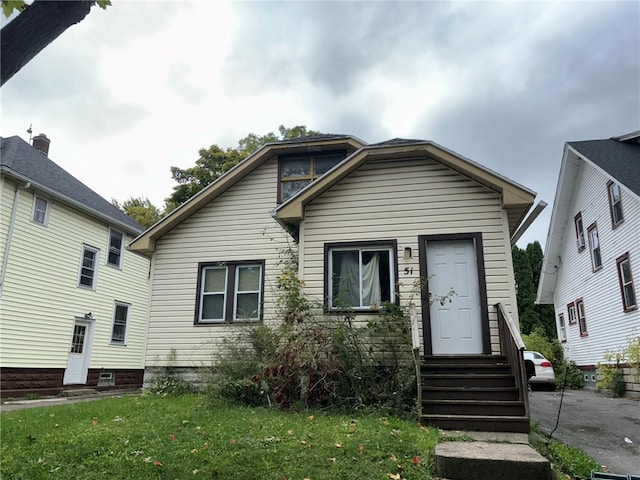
[71,324,87,353]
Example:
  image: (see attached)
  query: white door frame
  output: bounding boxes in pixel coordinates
[418,233,491,355]
[63,317,95,385]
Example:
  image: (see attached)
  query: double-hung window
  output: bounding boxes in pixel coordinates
[616,253,637,311]
[196,261,264,323]
[576,299,587,336]
[587,223,602,271]
[607,181,624,227]
[558,313,567,342]
[32,196,49,225]
[574,213,585,251]
[326,241,396,310]
[78,245,99,289]
[111,302,130,345]
[107,229,124,268]
[279,151,345,202]
[567,302,577,325]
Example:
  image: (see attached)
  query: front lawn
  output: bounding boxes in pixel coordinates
[1,395,439,480]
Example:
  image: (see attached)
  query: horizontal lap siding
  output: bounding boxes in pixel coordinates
[300,158,517,354]
[554,162,640,366]
[147,159,291,366]
[0,186,150,370]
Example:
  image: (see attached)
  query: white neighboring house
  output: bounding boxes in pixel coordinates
[537,131,640,396]
[0,134,151,397]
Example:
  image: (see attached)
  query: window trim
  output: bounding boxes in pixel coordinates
[194,260,265,324]
[31,195,49,226]
[616,253,637,312]
[576,298,588,337]
[567,302,577,325]
[607,181,624,228]
[324,239,398,312]
[110,301,131,345]
[587,223,602,272]
[277,150,346,203]
[574,212,586,251]
[558,312,567,343]
[77,244,99,290]
[107,228,124,269]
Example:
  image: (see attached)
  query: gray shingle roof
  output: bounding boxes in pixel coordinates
[0,135,143,234]
[568,134,640,196]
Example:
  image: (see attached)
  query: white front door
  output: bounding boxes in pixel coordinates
[63,319,93,385]
[426,239,483,354]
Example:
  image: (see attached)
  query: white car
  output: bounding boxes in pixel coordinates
[524,351,556,391]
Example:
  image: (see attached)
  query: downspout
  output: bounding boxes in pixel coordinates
[0,181,30,297]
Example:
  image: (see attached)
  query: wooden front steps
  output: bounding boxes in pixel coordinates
[421,355,529,433]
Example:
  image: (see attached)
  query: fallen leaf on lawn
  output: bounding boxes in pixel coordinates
[144,457,153,463]
[132,450,144,456]
[203,442,209,448]
[359,444,365,454]
[113,416,124,422]
[329,457,336,463]
[287,429,294,435]
[390,454,397,462]
[91,418,98,427]
[412,456,420,465]
[182,420,189,425]
[192,469,199,474]
[307,415,314,421]
[301,440,307,445]
[196,426,202,431]
[230,438,237,445]
[154,460,163,467]
[387,474,401,480]
[37,458,45,464]
[335,442,342,448]
[191,448,198,454]
[170,434,176,441]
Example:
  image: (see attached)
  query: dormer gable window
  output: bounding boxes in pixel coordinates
[278,150,346,203]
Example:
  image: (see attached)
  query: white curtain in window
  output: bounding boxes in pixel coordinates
[362,253,381,307]
[336,251,360,307]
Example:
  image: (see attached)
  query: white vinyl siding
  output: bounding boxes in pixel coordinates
[300,157,517,355]
[553,161,640,367]
[0,184,150,370]
[146,158,291,366]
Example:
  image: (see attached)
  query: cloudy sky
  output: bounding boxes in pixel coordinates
[2,0,638,247]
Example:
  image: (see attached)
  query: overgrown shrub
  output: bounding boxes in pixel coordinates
[207,247,419,414]
[596,333,639,397]
[522,328,564,367]
[554,360,584,390]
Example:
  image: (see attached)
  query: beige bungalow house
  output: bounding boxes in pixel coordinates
[131,134,542,432]
[1,134,150,397]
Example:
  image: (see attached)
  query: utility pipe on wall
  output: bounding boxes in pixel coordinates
[0,180,31,297]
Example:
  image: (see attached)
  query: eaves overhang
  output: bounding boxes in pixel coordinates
[1,166,143,237]
[274,141,537,237]
[128,135,366,256]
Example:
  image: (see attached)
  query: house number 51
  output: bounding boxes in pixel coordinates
[404,267,413,275]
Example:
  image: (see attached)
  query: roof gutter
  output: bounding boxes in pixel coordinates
[1,168,142,236]
[510,200,547,246]
[0,180,30,298]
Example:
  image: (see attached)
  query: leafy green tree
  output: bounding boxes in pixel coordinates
[112,196,162,229]
[166,125,320,208]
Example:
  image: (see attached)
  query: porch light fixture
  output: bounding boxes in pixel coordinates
[84,312,93,320]
[404,247,412,260]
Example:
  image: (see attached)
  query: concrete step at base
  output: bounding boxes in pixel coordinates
[435,441,553,480]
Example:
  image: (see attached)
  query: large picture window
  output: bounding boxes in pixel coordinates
[326,241,396,310]
[616,253,637,311]
[279,151,345,202]
[196,261,264,323]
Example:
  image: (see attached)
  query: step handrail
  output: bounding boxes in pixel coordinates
[495,303,530,421]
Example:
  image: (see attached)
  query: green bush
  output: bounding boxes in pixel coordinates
[554,360,584,390]
[144,348,198,396]
[522,328,564,367]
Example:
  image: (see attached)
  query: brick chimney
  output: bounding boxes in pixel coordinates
[32,133,50,155]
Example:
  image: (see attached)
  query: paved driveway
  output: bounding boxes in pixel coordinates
[528,389,640,476]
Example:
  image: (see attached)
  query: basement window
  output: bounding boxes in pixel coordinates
[98,371,115,386]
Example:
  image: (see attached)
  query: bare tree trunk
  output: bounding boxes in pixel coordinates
[1,1,95,87]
